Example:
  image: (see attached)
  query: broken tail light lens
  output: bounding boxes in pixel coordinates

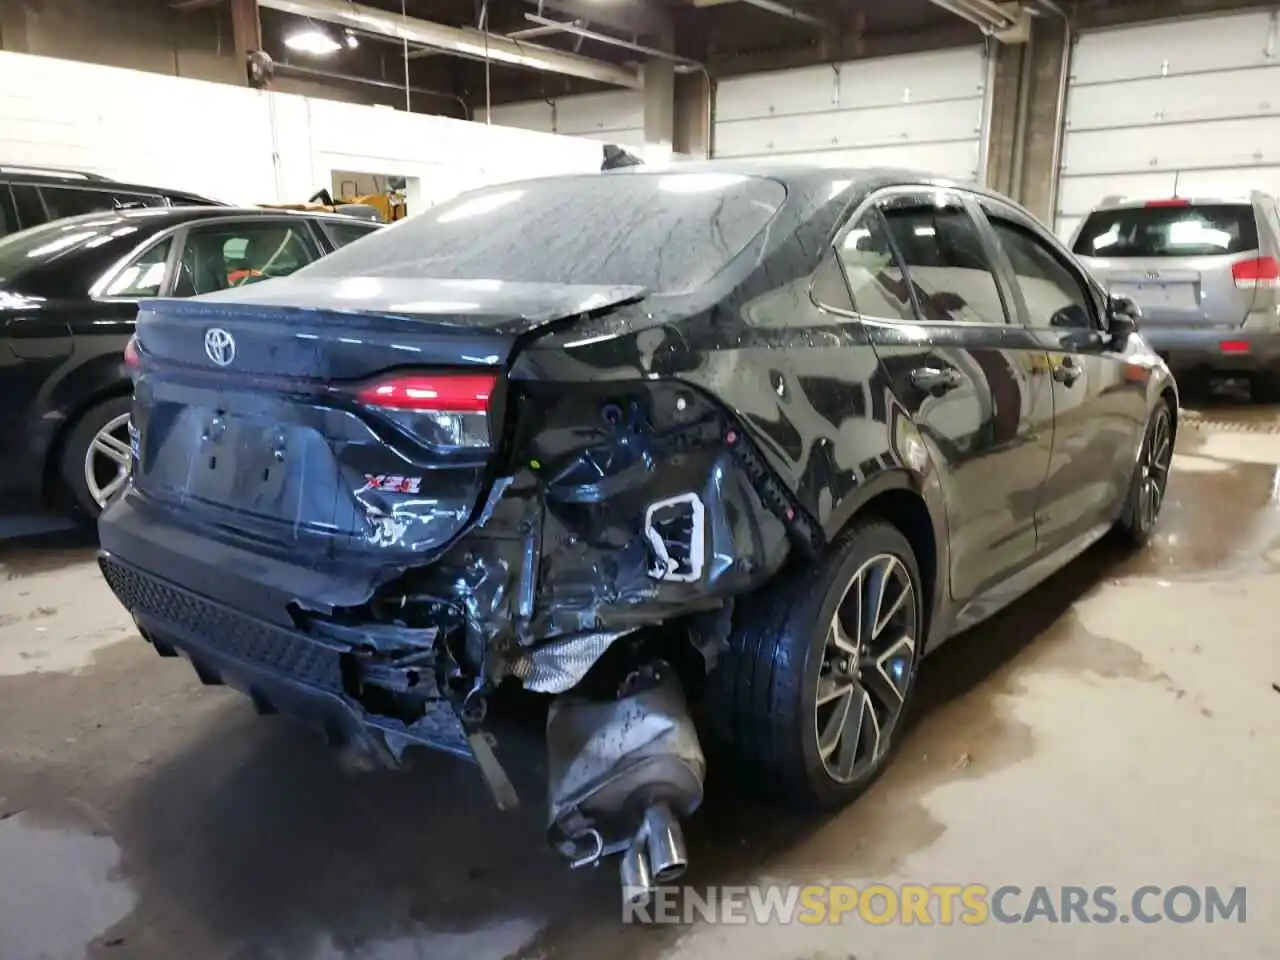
[356,372,497,450]
[1232,256,1280,290]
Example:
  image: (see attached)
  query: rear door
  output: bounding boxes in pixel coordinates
[1072,201,1265,331]
[978,197,1147,551]
[842,188,1055,602]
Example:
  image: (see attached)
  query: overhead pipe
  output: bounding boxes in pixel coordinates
[258,0,641,88]
[273,61,470,118]
[405,21,580,59]
[523,15,701,66]
[739,0,831,29]
[1043,3,1073,229]
[926,0,1017,33]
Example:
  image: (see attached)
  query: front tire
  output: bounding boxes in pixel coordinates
[1115,399,1173,547]
[709,519,923,811]
[59,396,133,520]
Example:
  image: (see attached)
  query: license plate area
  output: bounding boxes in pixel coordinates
[1111,281,1199,311]
[188,415,338,521]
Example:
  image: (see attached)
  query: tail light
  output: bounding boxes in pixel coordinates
[355,372,497,450]
[1145,198,1190,208]
[1232,256,1280,290]
[123,335,140,371]
[1219,340,1250,354]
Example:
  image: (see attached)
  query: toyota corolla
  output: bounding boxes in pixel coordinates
[97,166,1176,905]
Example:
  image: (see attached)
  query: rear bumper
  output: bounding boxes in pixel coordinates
[1142,326,1280,374]
[97,496,474,764]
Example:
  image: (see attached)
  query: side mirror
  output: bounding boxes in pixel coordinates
[1106,293,1142,341]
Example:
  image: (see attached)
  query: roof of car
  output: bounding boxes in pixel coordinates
[0,164,220,203]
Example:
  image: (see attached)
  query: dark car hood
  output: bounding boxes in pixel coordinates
[192,276,649,335]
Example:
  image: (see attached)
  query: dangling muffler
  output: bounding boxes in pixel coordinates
[545,664,704,905]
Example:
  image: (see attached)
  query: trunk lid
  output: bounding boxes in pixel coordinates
[129,277,644,558]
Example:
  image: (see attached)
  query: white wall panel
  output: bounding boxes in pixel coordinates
[713,47,988,183]
[0,51,602,211]
[488,90,644,148]
[1057,10,1280,238]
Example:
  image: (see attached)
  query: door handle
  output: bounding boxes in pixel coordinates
[910,366,963,393]
[1052,357,1082,387]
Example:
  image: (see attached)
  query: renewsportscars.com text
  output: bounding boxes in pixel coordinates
[623,883,1248,925]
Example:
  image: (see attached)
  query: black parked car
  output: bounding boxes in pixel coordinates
[97,167,1176,905]
[0,206,381,516]
[0,164,223,238]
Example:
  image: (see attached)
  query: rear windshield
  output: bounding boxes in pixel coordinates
[1072,203,1259,258]
[296,171,786,295]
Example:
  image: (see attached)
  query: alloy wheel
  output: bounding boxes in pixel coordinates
[84,413,132,509]
[1138,408,1173,532]
[815,553,917,784]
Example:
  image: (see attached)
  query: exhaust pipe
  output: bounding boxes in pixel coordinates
[643,802,687,883]
[620,841,655,906]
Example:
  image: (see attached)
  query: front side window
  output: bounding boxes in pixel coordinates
[988,215,1093,330]
[878,193,1009,325]
[102,238,173,298]
[1072,203,1259,258]
[173,221,319,297]
[295,172,786,295]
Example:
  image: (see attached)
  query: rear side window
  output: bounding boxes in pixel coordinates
[297,172,786,295]
[835,212,916,322]
[40,186,162,219]
[878,194,1009,325]
[321,219,381,249]
[11,185,45,229]
[0,187,17,238]
[174,221,320,297]
[1072,204,1259,258]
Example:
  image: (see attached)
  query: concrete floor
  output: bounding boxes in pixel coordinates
[0,402,1277,960]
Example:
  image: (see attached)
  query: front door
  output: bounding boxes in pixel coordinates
[835,190,1055,603]
[975,199,1147,553]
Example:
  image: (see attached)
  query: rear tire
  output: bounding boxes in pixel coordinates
[1115,399,1173,548]
[58,396,133,521]
[708,519,923,812]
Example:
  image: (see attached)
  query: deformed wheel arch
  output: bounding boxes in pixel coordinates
[823,470,950,653]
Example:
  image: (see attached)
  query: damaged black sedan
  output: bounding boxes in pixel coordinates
[98,166,1176,904]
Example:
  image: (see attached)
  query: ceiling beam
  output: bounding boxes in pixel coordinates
[258,0,641,87]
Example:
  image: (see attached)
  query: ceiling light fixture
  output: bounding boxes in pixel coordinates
[284,28,343,54]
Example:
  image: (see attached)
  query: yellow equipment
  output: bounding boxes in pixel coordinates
[262,188,407,223]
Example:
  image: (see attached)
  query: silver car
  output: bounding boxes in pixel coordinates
[1070,192,1280,400]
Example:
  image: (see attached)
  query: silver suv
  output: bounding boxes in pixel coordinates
[1070,192,1280,400]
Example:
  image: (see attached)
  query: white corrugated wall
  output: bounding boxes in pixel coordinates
[1057,9,1280,240]
[487,90,645,149]
[711,47,990,183]
[0,51,603,208]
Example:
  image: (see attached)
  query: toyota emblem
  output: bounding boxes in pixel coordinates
[204,327,236,367]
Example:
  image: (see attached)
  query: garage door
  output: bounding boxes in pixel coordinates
[712,47,990,183]
[1057,9,1280,240]
[488,91,643,148]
